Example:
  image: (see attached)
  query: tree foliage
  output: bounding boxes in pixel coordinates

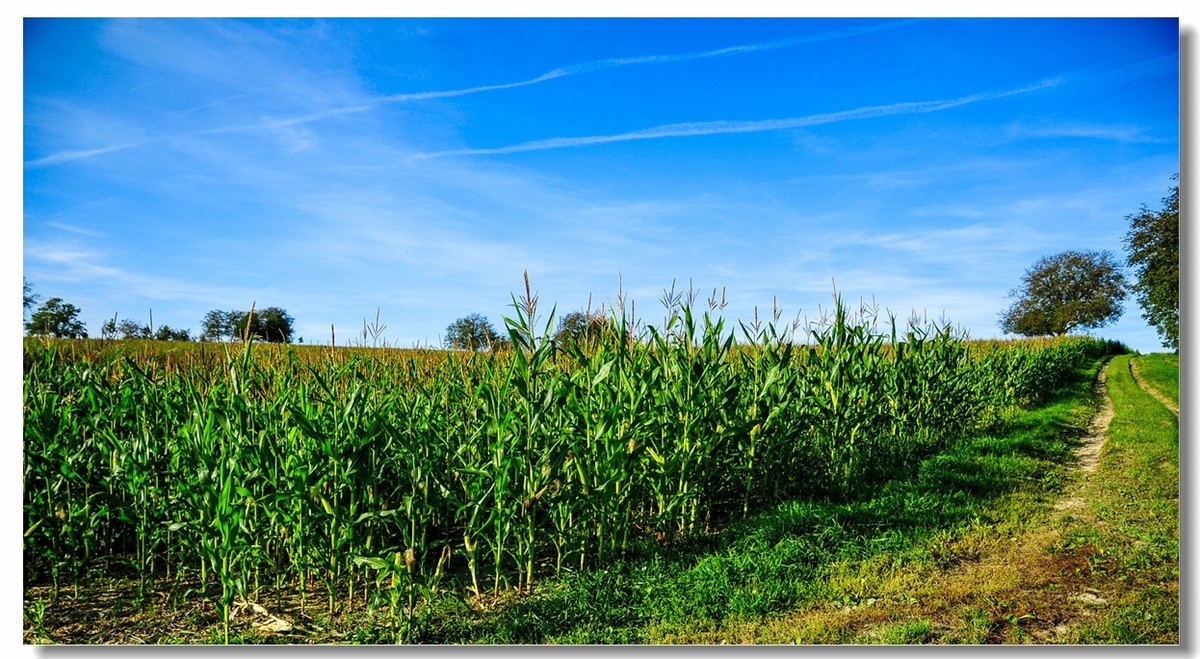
[999,250,1127,337]
[118,319,152,340]
[445,313,505,351]
[23,278,40,318]
[553,309,608,348]
[101,317,192,341]
[1124,177,1179,350]
[26,297,88,338]
[201,310,236,341]
[247,307,295,343]
[202,307,293,343]
[155,325,191,341]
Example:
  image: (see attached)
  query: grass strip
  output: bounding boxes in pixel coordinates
[1052,354,1179,643]
[1129,353,1179,413]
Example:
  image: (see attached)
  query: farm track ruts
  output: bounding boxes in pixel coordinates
[1127,359,1178,416]
[958,359,1115,643]
[1056,359,1112,504]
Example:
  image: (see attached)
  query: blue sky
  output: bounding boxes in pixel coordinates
[21,17,1181,351]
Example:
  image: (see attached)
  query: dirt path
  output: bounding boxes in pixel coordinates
[1127,359,1179,416]
[1058,361,1112,494]
[907,359,1121,642]
[973,358,1118,642]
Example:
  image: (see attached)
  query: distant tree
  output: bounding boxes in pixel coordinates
[151,325,190,341]
[117,318,151,339]
[227,311,250,340]
[999,250,1127,337]
[23,278,40,318]
[553,309,608,348]
[100,314,190,341]
[26,297,87,338]
[445,313,504,351]
[1124,177,1179,350]
[203,309,273,341]
[201,309,234,341]
[215,306,294,343]
[255,307,295,343]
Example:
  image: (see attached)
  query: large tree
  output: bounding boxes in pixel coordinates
[999,250,1127,337]
[445,313,505,351]
[26,297,88,338]
[1124,177,1179,350]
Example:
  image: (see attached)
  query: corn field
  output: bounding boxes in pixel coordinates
[22,294,1113,642]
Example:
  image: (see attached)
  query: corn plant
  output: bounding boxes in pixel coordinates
[22,286,1112,643]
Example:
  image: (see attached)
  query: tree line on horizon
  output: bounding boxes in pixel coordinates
[22,176,1180,351]
[20,293,297,345]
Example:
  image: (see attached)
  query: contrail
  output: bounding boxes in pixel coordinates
[381,71,568,102]
[195,24,923,136]
[380,19,922,103]
[25,20,923,166]
[413,78,1065,159]
[535,19,923,77]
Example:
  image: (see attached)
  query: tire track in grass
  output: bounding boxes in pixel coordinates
[1035,355,1177,643]
[1127,359,1178,417]
[1057,359,1113,522]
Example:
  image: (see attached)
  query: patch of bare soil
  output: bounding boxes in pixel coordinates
[23,578,357,644]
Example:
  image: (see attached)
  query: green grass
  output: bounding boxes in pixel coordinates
[1055,355,1178,643]
[1130,352,1179,407]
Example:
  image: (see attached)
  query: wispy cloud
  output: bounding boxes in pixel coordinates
[24,141,148,168]
[25,241,270,306]
[45,222,105,238]
[414,78,1065,159]
[1005,121,1165,143]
